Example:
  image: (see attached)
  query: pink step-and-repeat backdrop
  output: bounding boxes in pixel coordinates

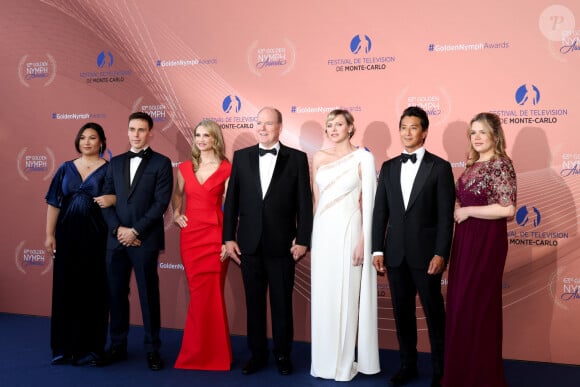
[1,0,579,364]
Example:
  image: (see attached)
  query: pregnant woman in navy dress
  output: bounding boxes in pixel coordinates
[45,122,110,366]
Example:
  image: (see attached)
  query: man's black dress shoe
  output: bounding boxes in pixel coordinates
[90,347,127,367]
[241,357,267,375]
[50,354,72,365]
[146,351,164,371]
[72,352,100,366]
[390,365,418,385]
[275,356,293,375]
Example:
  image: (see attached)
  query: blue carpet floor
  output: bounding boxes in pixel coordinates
[1,313,578,386]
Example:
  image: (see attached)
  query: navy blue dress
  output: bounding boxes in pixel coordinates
[45,161,109,360]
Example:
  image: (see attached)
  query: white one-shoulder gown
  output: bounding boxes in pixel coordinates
[310,149,380,381]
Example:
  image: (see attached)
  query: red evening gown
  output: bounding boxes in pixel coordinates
[174,160,232,370]
[442,158,516,387]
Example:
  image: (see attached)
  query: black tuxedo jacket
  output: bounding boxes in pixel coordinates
[223,143,313,256]
[372,151,455,269]
[101,148,173,251]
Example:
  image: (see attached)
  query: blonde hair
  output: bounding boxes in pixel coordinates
[466,112,510,167]
[191,120,227,171]
[326,109,355,138]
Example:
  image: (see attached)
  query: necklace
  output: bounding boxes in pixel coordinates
[200,159,219,166]
[80,158,100,169]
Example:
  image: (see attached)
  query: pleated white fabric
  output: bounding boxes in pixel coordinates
[310,149,380,381]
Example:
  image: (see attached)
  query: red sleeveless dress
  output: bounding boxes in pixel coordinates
[174,160,232,370]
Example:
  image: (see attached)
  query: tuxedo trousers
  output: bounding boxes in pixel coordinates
[240,251,295,359]
[106,247,161,352]
[387,260,445,376]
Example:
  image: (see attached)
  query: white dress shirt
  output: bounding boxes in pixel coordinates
[129,146,149,185]
[400,146,425,209]
[259,142,280,198]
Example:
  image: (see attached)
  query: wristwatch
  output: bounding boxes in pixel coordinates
[112,227,118,237]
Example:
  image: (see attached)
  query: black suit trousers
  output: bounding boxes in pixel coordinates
[106,247,161,352]
[240,251,295,359]
[387,260,445,376]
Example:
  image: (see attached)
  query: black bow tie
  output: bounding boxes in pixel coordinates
[259,148,277,156]
[128,149,151,159]
[401,153,417,163]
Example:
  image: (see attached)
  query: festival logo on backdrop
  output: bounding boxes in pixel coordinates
[508,205,569,247]
[15,241,52,275]
[222,95,242,113]
[560,152,580,177]
[327,34,395,73]
[350,35,372,54]
[406,95,443,116]
[247,39,296,76]
[490,84,568,125]
[515,84,541,106]
[97,51,114,68]
[516,205,542,227]
[16,147,56,182]
[395,86,452,128]
[80,51,132,84]
[202,95,256,129]
[17,54,57,88]
[132,97,172,132]
[549,268,580,310]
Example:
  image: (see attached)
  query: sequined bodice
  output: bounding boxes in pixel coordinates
[456,157,516,207]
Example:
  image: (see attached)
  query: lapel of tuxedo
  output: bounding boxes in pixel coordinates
[391,157,406,211]
[248,146,263,198]
[263,144,289,200]
[122,155,131,194]
[407,151,433,211]
[128,151,152,197]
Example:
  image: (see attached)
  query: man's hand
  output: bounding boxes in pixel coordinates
[290,239,307,261]
[427,255,446,275]
[117,226,139,247]
[373,254,386,274]
[225,241,241,265]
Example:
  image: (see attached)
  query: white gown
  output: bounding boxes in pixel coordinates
[310,148,380,381]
